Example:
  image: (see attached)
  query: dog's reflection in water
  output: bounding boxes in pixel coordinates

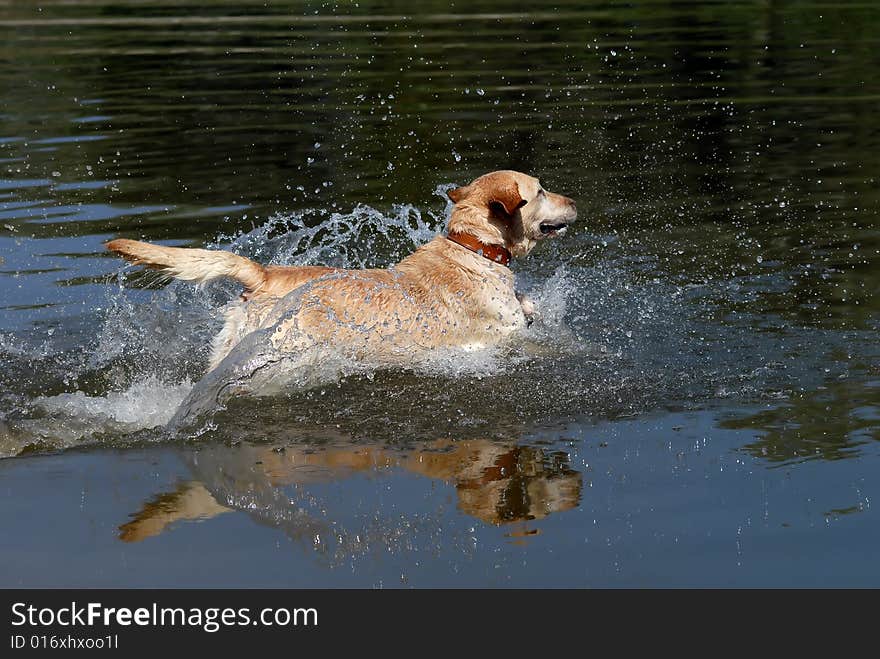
[119,438,582,546]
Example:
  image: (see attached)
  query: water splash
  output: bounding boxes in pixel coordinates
[5,202,529,452]
[3,197,835,457]
[1,376,192,457]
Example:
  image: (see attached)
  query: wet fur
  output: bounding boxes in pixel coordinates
[106,170,577,373]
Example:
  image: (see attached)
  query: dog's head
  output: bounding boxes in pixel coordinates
[447,170,577,258]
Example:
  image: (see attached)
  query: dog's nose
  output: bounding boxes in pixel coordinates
[565,196,576,209]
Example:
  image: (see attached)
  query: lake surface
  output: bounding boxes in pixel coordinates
[0,0,878,587]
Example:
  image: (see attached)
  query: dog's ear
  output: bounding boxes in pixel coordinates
[487,180,526,218]
[447,185,469,204]
[449,175,526,216]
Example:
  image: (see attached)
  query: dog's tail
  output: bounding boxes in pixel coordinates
[105,239,266,293]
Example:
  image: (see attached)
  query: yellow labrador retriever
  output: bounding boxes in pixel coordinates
[106,170,576,375]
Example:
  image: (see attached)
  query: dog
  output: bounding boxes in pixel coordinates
[106,170,576,384]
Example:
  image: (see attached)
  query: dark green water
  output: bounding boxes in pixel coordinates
[0,0,878,587]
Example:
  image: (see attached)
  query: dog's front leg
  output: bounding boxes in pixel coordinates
[516,291,537,326]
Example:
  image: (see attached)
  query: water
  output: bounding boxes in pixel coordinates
[0,0,878,587]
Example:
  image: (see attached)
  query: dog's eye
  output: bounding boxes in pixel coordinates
[537,189,545,197]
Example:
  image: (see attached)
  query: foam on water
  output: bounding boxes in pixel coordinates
[35,376,193,427]
[1,377,194,456]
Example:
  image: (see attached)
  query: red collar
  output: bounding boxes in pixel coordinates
[446,231,512,267]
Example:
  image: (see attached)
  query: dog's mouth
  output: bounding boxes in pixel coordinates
[539,222,568,237]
